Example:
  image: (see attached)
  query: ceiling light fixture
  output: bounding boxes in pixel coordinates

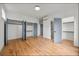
[35,5,40,11]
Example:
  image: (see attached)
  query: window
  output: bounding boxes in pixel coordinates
[2,8,6,20]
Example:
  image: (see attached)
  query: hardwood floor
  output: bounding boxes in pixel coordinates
[0,37,79,56]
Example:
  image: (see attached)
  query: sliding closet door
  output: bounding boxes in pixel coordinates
[54,18,62,43]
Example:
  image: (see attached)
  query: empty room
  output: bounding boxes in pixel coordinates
[0,3,79,56]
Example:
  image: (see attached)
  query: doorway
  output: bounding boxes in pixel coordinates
[51,21,54,40]
[4,19,26,46]
[40,24,43,36]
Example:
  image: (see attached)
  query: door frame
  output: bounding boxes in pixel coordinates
[40,24,43,36]
[4,19,26,46]
[51,21,54,40]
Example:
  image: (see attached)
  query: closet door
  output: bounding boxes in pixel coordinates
[54,18,62,43]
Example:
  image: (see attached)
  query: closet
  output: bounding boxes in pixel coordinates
[62,16,74,41]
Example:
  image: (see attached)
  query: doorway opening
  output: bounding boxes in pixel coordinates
[40,24,43,37]
[4,19,26,46]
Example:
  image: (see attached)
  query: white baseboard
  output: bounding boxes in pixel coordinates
[0,43,4,52]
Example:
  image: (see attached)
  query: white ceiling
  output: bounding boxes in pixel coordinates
[5,3,75,18]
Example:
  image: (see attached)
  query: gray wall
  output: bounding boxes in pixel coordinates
[54,18,62,43]
[43,16,54,39]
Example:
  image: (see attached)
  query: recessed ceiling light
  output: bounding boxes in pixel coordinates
[35,5,40,11]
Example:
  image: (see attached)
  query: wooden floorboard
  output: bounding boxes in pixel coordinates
[0,37,79,56]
